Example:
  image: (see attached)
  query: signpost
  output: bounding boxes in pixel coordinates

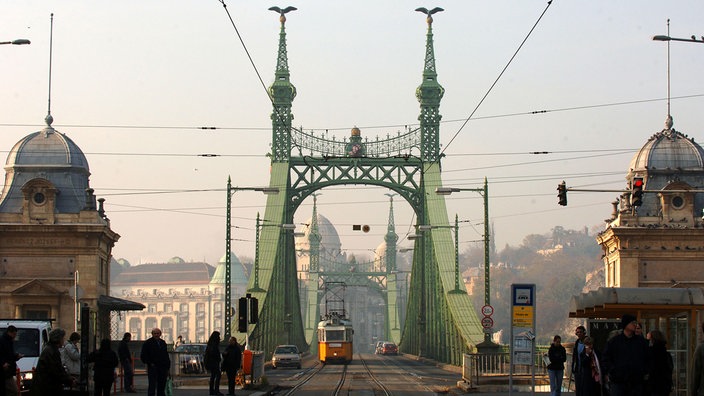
[510,284,536,395]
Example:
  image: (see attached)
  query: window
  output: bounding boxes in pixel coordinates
[148,304,157,313]
[164,304,173,313]
[672,195,685,209]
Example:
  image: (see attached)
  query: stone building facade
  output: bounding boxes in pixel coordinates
[0,117,120,337]
[110,254,249,342]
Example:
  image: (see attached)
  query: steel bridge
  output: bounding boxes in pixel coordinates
[233,7,484,365]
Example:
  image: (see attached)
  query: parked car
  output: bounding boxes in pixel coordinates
[380,342,398,355]
[174,343,207,374]
[271,344,301,369]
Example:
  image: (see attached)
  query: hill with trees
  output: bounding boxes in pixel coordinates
[462,225,603,345]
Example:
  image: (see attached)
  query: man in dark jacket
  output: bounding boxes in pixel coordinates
[140,328,170,396]
[0,326,23,396]
[602,314,649,396]
[571,325,587,396]
[221,337,243,396]
[118,332,136,392]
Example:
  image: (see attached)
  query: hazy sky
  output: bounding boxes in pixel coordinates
[3,1,704,267]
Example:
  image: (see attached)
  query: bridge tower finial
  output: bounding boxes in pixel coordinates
[268,6,298,162]
[415,7,445,162]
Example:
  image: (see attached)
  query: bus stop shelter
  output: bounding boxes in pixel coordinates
[569,287,704,396]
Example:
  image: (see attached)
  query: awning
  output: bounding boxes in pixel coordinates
[97,295,145,311]
[569,287,704,318]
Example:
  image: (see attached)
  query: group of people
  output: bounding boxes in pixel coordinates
[140,328,243,396]
[202,331,244,396]
[546,314,674,396]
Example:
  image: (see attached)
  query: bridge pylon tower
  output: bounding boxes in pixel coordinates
[240,6,484,365]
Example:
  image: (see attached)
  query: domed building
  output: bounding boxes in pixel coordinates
[573,114,704,392]
[597,115,704,288]
[0,116,122,338]
[294,195,347,277]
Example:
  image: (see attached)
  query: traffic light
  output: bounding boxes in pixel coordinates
[557,181,567,206]
[631,177,644,207]
[249,297,258,324]
[237,297,248,332]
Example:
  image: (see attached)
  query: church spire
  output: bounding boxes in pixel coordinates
[268,6,297,162]
[415,7,445,162]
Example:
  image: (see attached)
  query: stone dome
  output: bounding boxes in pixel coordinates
[0,123,91,213]
[628,119,704,174]
[296,212,342,258]
[295,212,346,273]
[625,116,704,216]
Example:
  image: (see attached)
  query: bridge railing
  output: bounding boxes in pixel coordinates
[461,352,552,388]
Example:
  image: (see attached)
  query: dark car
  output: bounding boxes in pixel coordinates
[174,343,207,374]
[380,342,398,355]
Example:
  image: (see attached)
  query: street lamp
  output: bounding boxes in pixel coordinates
[418,214,465,294]
[652,35,704,43]
[225,176,279,337]
[0,39,31,45]
[436,177,494,344]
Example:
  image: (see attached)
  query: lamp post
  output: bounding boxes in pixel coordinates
[0,39,31,45]
[418,214,465,294]
[408,229,426,357]
[225,176,279,337]
[436,177,495,345]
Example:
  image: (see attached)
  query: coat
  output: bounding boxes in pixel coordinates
[30,343,73,396]
[0,332,19,379]
[547,344,567,371]
[140,337,170,370]
[691,341,704,396]
[204,341,221,372]
[88,348,119,384]
[221,344,242,373]
[60,342,80,376]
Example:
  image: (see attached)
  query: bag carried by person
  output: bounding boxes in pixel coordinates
[165,376,174,396]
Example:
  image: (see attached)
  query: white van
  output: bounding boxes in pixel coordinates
[0,319,53,391]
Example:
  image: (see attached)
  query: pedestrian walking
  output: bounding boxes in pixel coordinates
[645,329,673,396]
[577,336,603,396]
[547,335,567,396]
[30,328,75,396]
[221,337,243,396]
[572,325,588,396]
[118,332,136,392]
[204,331,223,396]
[692,321,704,396]
[602,314,649,396]
[141,328,170,396]
[0,326,23,396]
[88,338,119,396]
[60,332,81,382]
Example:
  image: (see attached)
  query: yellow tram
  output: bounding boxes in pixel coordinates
[317,313,353,364]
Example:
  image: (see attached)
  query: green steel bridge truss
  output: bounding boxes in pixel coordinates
[231,7,484,366]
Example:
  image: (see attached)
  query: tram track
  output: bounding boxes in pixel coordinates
[274,353,392,396]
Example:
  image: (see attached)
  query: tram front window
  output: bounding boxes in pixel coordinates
[326,330,344,341]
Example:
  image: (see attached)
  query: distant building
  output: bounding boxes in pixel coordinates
[110,254,249,342]
[0,116,123,338]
